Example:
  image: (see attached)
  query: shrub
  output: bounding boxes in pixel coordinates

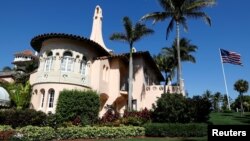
[14,126,56,141]
[57,126,145,140]
[187,96,212,122]
[144,123,207,137]
[151,93,190,123]
[0,109,47,128]
[0,125,13,131]
[99,107,120,126]
[44,113,64,129]
[56,90,100,126]
[121,108,152,126]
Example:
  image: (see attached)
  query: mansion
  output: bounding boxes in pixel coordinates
[0,6,181,115]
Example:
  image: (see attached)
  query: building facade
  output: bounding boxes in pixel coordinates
[29,5,179,115]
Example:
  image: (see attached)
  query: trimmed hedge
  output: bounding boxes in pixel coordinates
[144,123,207,137]
[0,125,13,131]
[56,90,100,125]
[14,126,56,141]
[0,109,47,128]
[57,126,145,140]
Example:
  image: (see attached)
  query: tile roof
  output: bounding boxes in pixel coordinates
[30,33,110,56]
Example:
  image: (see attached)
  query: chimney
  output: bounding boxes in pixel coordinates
[90,5,111,52]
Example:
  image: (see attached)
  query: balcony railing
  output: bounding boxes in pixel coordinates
[145,85,180,94]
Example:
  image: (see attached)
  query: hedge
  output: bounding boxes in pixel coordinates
[57,126,145,140]
[56,90,100,125]
[144,123,207,137]
[14,126,56,141]
[0,125,13,131]
[0,109,47,128]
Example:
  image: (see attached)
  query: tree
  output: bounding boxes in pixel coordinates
[154,54,175,94]
[162,38,197,80]
[232,95,250,112]
[110,16,154,111]
[202,90,213,101]
[2,66,12,72]
[6,81,32,109]
[13,61,38,85]
[141,0,216,94]
[212,92,222,112]
[154,38,197,94]
[234,79,249,116]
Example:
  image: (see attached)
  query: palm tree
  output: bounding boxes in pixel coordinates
[154,54,175,94]
[141,0,216,94]
[110,16,154,111]
[202,90,213,101]
[234,79,249,116]
[213,92,222,112]
[162,38,197,94]
[6,81,32,109]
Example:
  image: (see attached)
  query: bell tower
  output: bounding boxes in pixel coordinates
[90,5,111,52]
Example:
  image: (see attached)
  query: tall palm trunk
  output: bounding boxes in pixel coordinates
[240,92,244,116]
[176,21,183,94]
[163,72,168,94]
[128,45,133,111]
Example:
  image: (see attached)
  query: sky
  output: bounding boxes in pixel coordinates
[0,0,249,100]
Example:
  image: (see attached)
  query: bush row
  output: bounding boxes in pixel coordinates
[0,125,144,140]
[1,123,207,140]
[144,123,207,137]
[0,109,47,128]
[57,126,145,140]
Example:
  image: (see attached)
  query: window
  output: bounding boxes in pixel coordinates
[40,89,45,108]
[44,51,53,71]
[80,56,87,75]
[48,89,55,108]
[61,51,74,72]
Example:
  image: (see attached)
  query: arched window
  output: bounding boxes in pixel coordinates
[40,89,45,108]
[44,51,53,71]
[48,89,55,108]
[80,56,87,76]
[61,51,74,72]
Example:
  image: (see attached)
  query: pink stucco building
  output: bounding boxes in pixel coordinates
[28,6,180,116]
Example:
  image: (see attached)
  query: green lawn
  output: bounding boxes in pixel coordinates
[209,112,250,125]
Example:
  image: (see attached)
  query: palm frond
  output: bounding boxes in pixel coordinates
[110,33,128,42]
[123,17,133,40]
[158,0,175,12]
[186,0,216,11]
[133,23,154,42]
[179,17,188,32]
[186,12,211,26]
[166,17,175,39]
[140,12,173,24]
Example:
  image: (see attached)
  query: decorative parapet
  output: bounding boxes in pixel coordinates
[145,85,180,94]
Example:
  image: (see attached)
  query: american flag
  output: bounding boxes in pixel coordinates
[220,49,242,66]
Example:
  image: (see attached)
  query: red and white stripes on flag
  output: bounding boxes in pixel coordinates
[220,49,242,66]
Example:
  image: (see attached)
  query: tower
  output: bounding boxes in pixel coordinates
[90,5,111,52]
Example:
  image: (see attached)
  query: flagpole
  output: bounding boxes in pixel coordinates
[219,48,231,111]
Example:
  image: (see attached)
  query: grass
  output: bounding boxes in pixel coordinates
[209,112,250,125]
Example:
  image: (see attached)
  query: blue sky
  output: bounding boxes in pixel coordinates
[0,0,249,100]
